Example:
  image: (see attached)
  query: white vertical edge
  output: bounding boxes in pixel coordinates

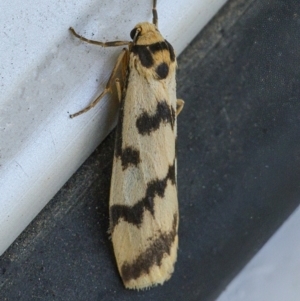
[0,0,228,255]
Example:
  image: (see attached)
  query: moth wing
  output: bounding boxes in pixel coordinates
[109,60,178,289]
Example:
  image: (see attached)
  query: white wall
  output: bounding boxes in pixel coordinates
[0,0,228,255]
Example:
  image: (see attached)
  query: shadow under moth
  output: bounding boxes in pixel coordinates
[69,0,184,290]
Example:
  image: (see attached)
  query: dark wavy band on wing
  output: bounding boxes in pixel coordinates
[136,100,175,135]
[110,161,176,231]
[121,213,178,283]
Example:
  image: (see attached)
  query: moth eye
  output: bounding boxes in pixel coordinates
[130,27,140,40]
[130,28,136,40]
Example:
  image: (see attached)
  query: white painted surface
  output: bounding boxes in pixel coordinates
[217,205,300,301]
[0,0,228,255]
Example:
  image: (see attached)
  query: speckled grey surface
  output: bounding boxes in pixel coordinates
[1,0,300,300]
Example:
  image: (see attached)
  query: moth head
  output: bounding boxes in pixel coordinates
[130,22,164,45]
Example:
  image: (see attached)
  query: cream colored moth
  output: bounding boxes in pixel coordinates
[69,0,184,290]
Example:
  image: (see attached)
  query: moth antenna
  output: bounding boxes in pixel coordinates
[152,0,158,27]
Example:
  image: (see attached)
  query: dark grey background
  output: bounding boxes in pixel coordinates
[1,0,300,300]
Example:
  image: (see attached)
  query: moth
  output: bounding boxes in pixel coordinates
[69,0,184,290]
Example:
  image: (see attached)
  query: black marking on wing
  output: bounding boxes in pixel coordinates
[115,94,125,156]
[167,161,176,185]
[148,41,169,53]
[114,67,141,170]
[165,40,175,62]
[121,147,141,170]
[131,40,175,69]
[121,213,178,283]
[136,100,174,135]
[155,62,169,79]
[171,106,176,125]
[110,161,176,231]
[131,45,154,68]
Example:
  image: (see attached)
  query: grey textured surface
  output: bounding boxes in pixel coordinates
[1,0,300,300]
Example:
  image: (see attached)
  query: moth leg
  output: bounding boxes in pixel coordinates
[114,48,130,103]
[115,78,122,103]
[69,27,130,47]
[70,48,129,118]
[176,99,184,116]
